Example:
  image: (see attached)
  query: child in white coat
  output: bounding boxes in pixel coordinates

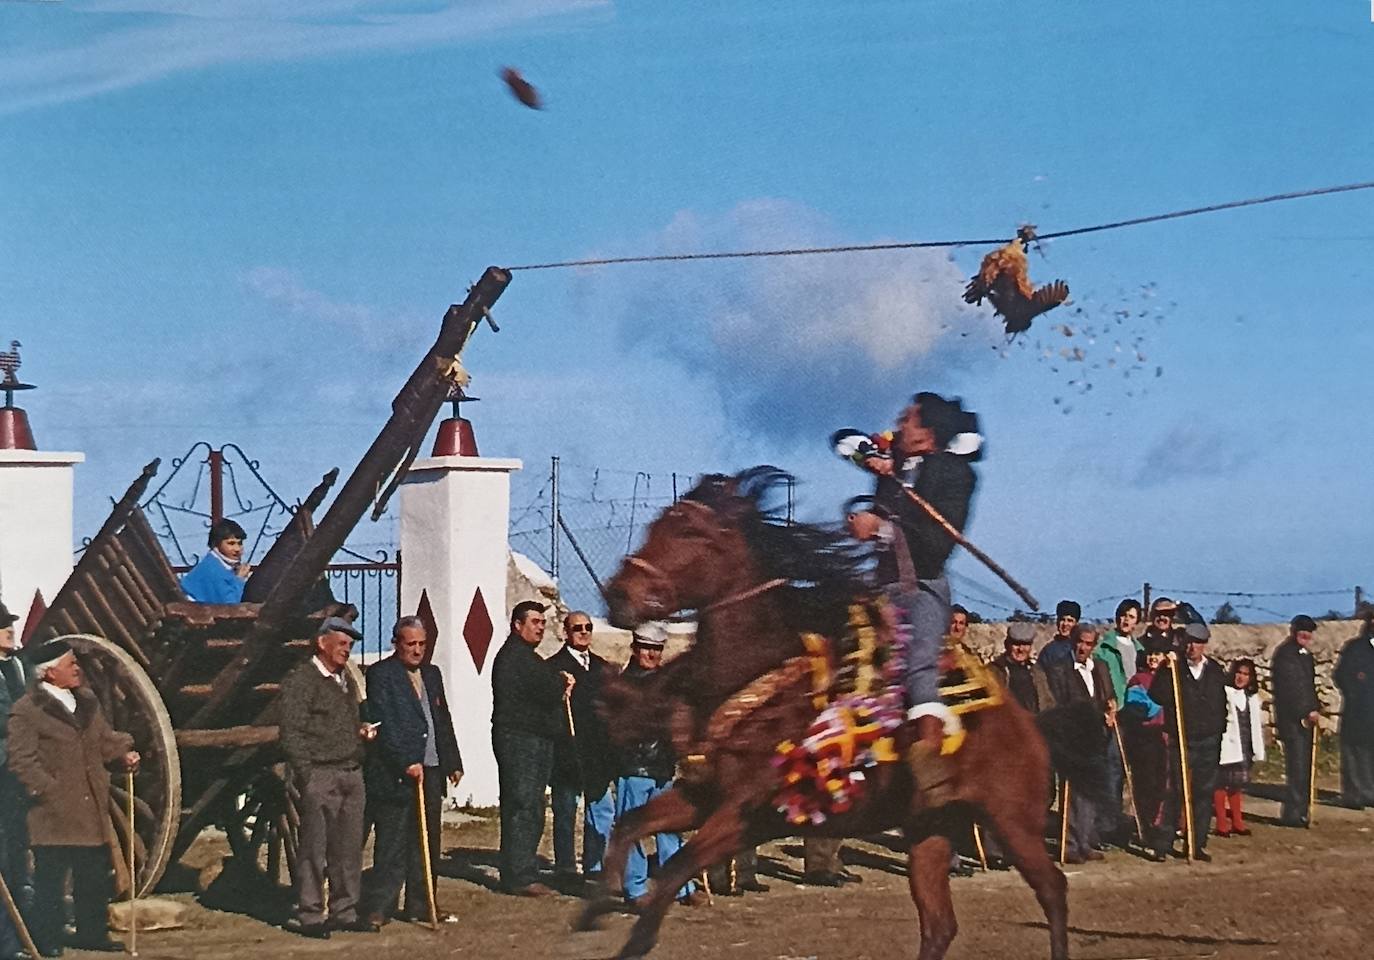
[1215,658,1265,836]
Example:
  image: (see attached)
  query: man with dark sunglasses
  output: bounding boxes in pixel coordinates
[548,612,616,885]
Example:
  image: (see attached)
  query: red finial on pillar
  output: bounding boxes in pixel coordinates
[432,386,480,457]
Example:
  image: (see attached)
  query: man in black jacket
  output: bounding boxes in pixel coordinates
[362,617,464,925]
[1270,614,1322,826]
[1334,607,1374,810]
[845,392,978,810]
[548,611,616,882]
[1044,624,1114,863]
[491,601,574,896]
[1149,621,1226,861]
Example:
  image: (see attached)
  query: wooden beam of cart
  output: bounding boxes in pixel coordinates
[185,266,512,729]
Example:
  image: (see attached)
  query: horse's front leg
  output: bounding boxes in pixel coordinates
[615,805,746,960]
[574,785,703,932]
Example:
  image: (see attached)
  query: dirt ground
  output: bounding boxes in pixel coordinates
[128,775,1372,960]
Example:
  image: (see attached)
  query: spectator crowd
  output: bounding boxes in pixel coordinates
[0,591,1371,953]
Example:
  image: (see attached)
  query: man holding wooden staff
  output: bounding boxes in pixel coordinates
[362,616,464,926]
[1271,614,1321,827]
[7,639,138,956]
[1148,621,1226,861]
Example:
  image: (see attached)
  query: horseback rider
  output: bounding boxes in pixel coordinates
[846,392,979,809]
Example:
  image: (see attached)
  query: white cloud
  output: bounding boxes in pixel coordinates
[609,199,1003,442]
[242,265,418,352]
[0,0,611,114]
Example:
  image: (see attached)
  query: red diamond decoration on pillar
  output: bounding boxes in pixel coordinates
[416,589,439,665]
[462,586,495,673]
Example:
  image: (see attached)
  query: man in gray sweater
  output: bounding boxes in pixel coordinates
[280,617,378,938]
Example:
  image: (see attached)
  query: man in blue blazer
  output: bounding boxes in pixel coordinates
[361,616,463,925]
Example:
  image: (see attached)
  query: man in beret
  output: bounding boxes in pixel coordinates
[7,639,139,956]
[1271,614,1322,826]
[491,601,575,897]
[1334,606,1374,810]
[1148,621,1226,861]
[279,617,377,938]
[1036,600,1081,669]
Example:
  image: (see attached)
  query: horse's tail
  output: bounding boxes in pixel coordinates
[1035,701,1109,796]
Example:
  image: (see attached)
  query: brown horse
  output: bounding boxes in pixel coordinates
[576,468,1080,960]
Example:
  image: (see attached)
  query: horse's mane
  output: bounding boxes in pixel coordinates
[686,466,872,638]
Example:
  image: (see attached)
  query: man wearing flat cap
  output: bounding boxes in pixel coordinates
[7,639,139,955]
[279,617,376,938]
[1271,614,1322,826]
[491,601,575,897]
[990,621,1056,715]
[1148,621,1226,860]
[614,624,704,908]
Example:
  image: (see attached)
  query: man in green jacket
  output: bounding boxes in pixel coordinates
[279,617,377,938]
[1093,598,1141,847]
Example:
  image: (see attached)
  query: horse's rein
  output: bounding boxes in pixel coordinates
[623,557,788,622]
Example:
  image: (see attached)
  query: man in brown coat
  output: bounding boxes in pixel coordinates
[7,639,138,957]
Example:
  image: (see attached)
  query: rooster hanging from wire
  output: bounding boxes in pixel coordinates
[963,225,1070,335]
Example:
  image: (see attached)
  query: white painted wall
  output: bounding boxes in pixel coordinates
[0,450,83,640]
[398,455,520,808]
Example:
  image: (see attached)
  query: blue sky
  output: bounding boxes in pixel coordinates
[2,0,1372,621]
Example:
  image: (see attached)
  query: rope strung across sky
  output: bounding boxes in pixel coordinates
[506,179,1374,271]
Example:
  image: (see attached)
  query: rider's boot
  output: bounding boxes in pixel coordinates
[906,712,959,810]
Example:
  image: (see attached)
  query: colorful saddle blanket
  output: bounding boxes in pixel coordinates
[769,600,1000,825]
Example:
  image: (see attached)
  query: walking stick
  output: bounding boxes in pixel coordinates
[1114,720,1145,844]
[1307,720,1319,828]
[415,777,440,931]
[1058,779,1071,865]
[1167,656,1195,863]
[126,770,138,956]
[0,866,38,960]
[972,824,989,871]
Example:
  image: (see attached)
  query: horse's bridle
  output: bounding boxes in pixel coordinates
[622,496,789,619]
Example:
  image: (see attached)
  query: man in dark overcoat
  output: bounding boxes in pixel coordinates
[1270,614,1322,826]
[1149,621,1227,861]
[1334,607,1374,809]
[547,610,615,882]
[7,639,138,956]
[1044,623,1114,863]
[362,616,463,925]
[0,602,30,960]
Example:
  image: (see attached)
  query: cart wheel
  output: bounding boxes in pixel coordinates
[59,633,181,897]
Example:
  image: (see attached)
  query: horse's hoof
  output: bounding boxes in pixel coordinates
[572,900,612,932]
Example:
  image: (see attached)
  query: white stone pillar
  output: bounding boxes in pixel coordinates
[399,454,521,808]
[0,450,84,639]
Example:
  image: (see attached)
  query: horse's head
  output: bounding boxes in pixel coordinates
[604,472,762,629]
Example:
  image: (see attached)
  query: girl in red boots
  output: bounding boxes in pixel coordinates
[1216,658,1265,837]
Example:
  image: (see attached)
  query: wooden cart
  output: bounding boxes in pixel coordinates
[24,268,511,895]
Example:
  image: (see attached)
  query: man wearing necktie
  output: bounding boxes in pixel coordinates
[361,617,463,926]
[547,611,615,883]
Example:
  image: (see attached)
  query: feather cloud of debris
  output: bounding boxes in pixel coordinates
[616,199,1003,442]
